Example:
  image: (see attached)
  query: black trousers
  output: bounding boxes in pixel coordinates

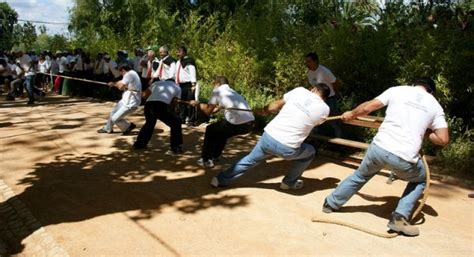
[178,82,195,122]
[202,119,254,161]
[135,101,183,149]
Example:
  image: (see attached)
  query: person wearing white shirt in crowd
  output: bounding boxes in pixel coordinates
[153,46,176,82]
[175,46,197,125]
[189,76,255,168]
[139,50,149,90]
[53,51,69,94]
[97,63,142,135]
[131,48,144,74]
[210,83,330,189]
[103,54,119,79]
[133,80,183,154]
[323,77,449,237]
[16,51,36,104]
[305,52,343,137]
[7,60,24,101]
[146,49,160,87]
[37,54,50,91]
[93,53,105,80]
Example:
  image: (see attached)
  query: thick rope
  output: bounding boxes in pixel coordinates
[311,216,399,238]
[411,154,431,221]
[38,72,109,86]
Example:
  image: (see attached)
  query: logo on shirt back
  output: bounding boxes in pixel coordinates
[405,93,428,112]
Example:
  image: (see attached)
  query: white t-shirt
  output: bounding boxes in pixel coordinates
[373,86,448,163]
[147,81,181,104]
[11,64,23,79]
[119,70,142,108]
[264,87,330,149]
[18,54,35,76]
[307,64,337,97]
[58,56,69,73]
[208,84,255,125]
[37,60,50,73]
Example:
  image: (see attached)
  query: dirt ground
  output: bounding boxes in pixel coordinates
[0,96,473,257]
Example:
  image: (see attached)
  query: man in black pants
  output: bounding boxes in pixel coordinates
[189,76,255,168]
[175,46,197,125]
[133,80,183,155]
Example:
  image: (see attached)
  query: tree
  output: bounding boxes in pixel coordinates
[0,2,18,50]
[13,22,37,50]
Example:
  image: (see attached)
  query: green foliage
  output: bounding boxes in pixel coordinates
[12,22,37,51]
[434,117,474,177]
[6,0,471,174]
[0,2,18,50]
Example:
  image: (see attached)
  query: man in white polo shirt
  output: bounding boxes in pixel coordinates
[189,76,255,168]
[210,83,330,190]
[305,52,342,137]
[133,80,183,154]
[97,63,142,135]
[323,77,449,236]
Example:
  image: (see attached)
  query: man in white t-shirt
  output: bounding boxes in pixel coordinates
[133,80,183,154]
[189,76,255,168]
[211,83,330,190]
[97,64,142,135]
[16,51,36,104]
[323,77,449,236]
[305,52,342,137]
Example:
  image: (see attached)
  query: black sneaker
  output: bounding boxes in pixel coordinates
[132,143,147,150]
[122,122,136,135]
[322,199,335,214]
[387,212,419,236]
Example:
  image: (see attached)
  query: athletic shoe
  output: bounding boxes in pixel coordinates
[322,199,335,213]
[280,179,304,190]
[97,128,112,133]
[387,212,419,236]
[197,158,215,168]
[165,147,183,156]
[122,122,136,135]
[210,177,219,188]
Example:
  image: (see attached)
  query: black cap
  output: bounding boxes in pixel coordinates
[414,77,436,94]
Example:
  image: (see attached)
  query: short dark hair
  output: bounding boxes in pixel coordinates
[178,46,187,54]
[315,83,330,100]
[414,77,436,94]
[305,52,319,62]
[118,63,132,71]
[214,76,229,85]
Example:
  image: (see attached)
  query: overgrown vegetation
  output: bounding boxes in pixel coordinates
[2,0,473,175]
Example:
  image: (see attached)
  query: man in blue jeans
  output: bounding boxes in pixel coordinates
[323,77,449,236]
[211,83,330,190]
[16,51,36,104]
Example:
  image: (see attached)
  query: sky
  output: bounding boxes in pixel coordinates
[3,0,72,35]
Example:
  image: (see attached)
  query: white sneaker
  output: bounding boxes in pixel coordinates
[197,158,215,168]
[210,177,219,188]
[280,179,304,190]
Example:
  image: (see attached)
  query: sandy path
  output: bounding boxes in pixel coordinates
[0,96,472,256]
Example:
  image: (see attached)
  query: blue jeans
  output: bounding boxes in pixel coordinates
[325,143,426,219]
[103,101,137,132]
[215,132,316,187]
[25,75,35,103]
